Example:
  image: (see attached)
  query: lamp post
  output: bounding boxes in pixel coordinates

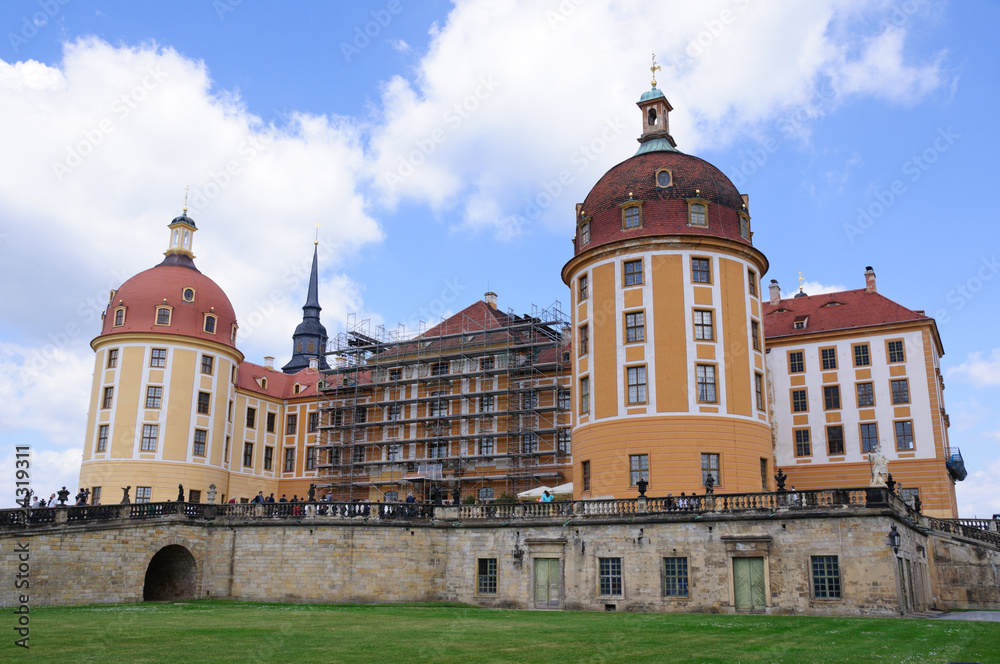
[888,524,901,555]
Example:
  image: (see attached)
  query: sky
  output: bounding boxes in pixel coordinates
[1,0,998,516]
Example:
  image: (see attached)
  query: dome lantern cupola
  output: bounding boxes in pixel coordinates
[163,191,198,269]
[636,54,677,155]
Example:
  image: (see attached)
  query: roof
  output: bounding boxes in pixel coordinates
[762,289,933,339]
[236,362,323,399]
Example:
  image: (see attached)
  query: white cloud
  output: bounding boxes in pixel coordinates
[0,447,84,509]
[780,281,848,299]
[390,39,411,54]
[947,348,1000,388]
[957,457,1000,519]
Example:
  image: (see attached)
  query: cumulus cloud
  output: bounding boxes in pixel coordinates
[778,281,848,299]
[957,457,1000,518]
[947,348,1000,388]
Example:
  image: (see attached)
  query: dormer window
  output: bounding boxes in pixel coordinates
[231,324,238,344]
[739,212,750,239]
[113,307,126,327]
[793,315,808,330]
[293,384,302,395]
[204,314,217,334]
[259,377,268,390]
[155,306,172,326]
[579,218,591,246]
[620,201,643,230]
[687,202,707,227]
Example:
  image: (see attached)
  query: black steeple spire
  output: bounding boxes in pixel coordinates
[281,243,330,374]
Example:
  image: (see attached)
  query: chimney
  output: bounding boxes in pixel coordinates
[864,266,877,294]
[769,279,781,306]
[263,356,274,370]
[484,291,498,309]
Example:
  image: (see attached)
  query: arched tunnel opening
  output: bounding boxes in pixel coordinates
[143,544,197,601]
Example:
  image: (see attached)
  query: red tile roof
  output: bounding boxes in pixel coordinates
[236,362,322,399]
[762,289,931,339]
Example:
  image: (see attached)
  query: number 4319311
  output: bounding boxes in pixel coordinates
[15,447,30,508]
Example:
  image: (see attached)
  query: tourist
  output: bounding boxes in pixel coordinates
[252,491,265,504]
[279,494,288,502]
[266,493,275,503]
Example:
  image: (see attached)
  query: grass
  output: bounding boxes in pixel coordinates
[12,600,1000,663]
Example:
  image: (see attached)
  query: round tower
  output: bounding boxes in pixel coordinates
[78,210,243,505]
[562,76,771,499]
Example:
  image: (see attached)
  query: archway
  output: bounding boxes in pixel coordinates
[143,544,197,601]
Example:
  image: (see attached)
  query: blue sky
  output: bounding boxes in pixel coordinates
[1,0,998,515]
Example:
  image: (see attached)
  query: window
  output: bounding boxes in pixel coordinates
[656,169,672,187]
[145,386,162,409]
[480,395,495,412]
[625,311,645,342]
[860,423,879,453]
[579,274,589,300]
[691,258,711,283]
[599,558,622,596]
[811,556,842,599]
[894,421,915,451]
[204,314,217,334]
[663,557,689,597]
[521,433,539,454]
[823,385,841,410]
[760,459,768,490]
[135,487,152,504]
[243,443,253,467]
[286,414,298,435]
[739,214,750,239]
[751,320,761,350]
[696,365,717,403]
[900,487,920,509]
[107,349,118,368]
[478,558,498,594]
[788,351,804,373]
[478,487,495,501]
[113,308,125,326]
[856,382,875,407]
[97,424,109,452]
[688,203,707,227]
[579,220,591,245]
[791,389,808,412]
[197,391,210,415]
[246,407,257,429]
[701,453,720,485]
[150,348,167,368]
[580,377,590,414]
[91,487,101,505]
[479,436,494,456]
[430,393,446,417]
[479,357,494,372]
[624,259,643,286]
[182,287,195,303]
[308,412,319,433]
[521,391,538,410]
[629,454,649,486]
[853,343,871,367]
[265,412,276,433]
[385,442,399,461]
[389,367,403,381]
[887,340,906,363]
[623,204,642,229]
[754,373,765,410]
[353,445,365,463]
[193,429,207,456]
[891,379,910,405]
[827,426,845,455]
[202,355,214,375]
[188,490,201,503]
[155,307,171,326]
[224,436,230,462]
[102,386,114,409]
[306,446,317,470]
[428,441,447,459]
[627,366,647,404]
[579,324,589,355]
[820,347,837,370]
[263,446,273,471]
[582,460,591,491]
[284,448,295,472]
[558,389,571,410]
[748,269,757,296]
[141,424,158,451]
[693,310,714,341]
[795,429,811,457]
[231,324,238,344]
[558,429,571,454]
[431,361,449,376]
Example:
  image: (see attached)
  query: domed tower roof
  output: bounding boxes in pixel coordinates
[95,211,239,349]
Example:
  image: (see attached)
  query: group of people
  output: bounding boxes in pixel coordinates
[23,488,90,508]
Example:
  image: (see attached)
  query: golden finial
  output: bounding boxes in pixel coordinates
[650,52,661,88]
[315,221,321,246]
[798,270,805,290]
[183,186,189,214]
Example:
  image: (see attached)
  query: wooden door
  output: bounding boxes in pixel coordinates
[534,558,560,608]
[733,557,766,610]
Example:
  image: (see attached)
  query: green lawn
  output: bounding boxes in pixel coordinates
[11,601,1000,663]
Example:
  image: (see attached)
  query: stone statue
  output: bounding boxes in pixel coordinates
[451,486,461,504]
[869,445,888,487]
[120,486,131,504]
[774,468,787,492]
[307,484,316,503]
[704,473,715,495]
[206,484,217,504]
[177,484,185,502]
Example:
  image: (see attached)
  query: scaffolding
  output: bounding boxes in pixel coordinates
[314,302,571,502]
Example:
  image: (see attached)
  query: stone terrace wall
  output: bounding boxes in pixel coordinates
[928,532,1000,609]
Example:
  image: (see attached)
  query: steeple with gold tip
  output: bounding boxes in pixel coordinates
[635,53,679,155]
[161,186,199,271]
[282,225,330,374]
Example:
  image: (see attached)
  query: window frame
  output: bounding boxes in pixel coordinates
[623,259,643,287]
[621,202,643,230]
[626,365,647,404]
[662,557,690,598]
[811,555,843,600]
[701,452,720,486]
[201,355,214,375]
[286,413,298,436]
[145,385,162,409]
[860,422,879,453]
[886,339,906,364]
[135,487,152,504]
[246,407,257,429]
[747,269,757,297]
[696,364,717,403]
[598,557,623,596]
[477,558,498,595]
[890,378,910,405]
[150,348,167,368]
[856,382,875,407]
[102,386,114,409]
[242,442,254,467]
[823,385,841,411]
[203,313,217,334]
[894,420,915,451]
[579,274,589,301]
[788,350,805,374]
[113,307,126,327]
[197,391,211,415]
[582,460,591,491]
[578,324,589,356]
[155,306,172,326]
[97,424,109,452]
[192,429,207,456]
[820,347,837,371]
[107,348,119,368]
[693,309,714,341]
[579,218,591,246]
[629,453,649,486]
[754,372,765,411]
[305,446,317,470]
[853,343,871,367]
[687,199,708,227]
[140,424,158,452]
[691,257,711,284]
[751,319,761,351]
[284,447,295,472]
[580,376,590,415]
[791,388,808,413]
[263,446,273,471]
[794,428,811,457]
[624,310,645,343]
[826,425,845,456]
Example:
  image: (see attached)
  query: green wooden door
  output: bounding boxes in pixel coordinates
[733,557,766,610]
[534,558,560,608]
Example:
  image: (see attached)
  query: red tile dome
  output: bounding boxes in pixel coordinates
[99,263,238,348]
[575,151,750,255]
